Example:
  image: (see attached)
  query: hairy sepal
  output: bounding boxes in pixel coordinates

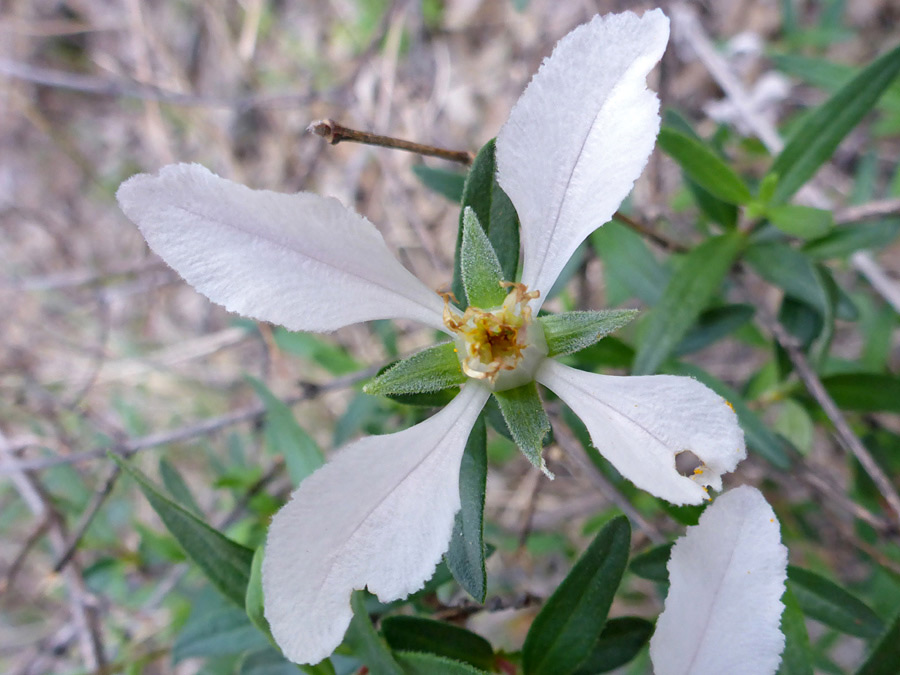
[540,309,638,357]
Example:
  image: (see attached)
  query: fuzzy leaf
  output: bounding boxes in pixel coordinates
[412,165,466,203]
[382,616,494,671]
[572,617,654,675]
[788,566,884,638]
[767,205,834,239]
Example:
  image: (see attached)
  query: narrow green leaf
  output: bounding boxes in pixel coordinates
[673,303,755,356]
[273,329,360,375]
[658,127,752,204]
[394,651,490,675]
[173,592,269,663]
[628,543,673,584]
[460,207,506,308]
[245,546,270,640]
[492,383,551,475]
[822,373,900,413]
[803,220,900,260]
[454,139,519,307]
[856,610,900,675]
[777,589,814,675]
[770,42,900,204]
[633,231,746,375]
[445,417,488,602]
[240,647,336,675]
[571,617,654,675]
[522,517,632,675]
[344,592,403,675]
[591,220,670,305]
[412,165,466,203]
[789,566,884,638]
[663,109,738,227]
[247,376,324,486]
[159,458,201,515]
[365,343,466,397]
[745,242,831,320]
[382,616,494,671]
[768,204,834,239]
[113,454,254,606]
[539,310,638,358]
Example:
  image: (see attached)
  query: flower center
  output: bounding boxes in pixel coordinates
[442,282,547,391]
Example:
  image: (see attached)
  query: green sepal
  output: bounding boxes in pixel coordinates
[460,206,507,308]
[492,383,552,477]
[364,342,466,397]
[539,309,638,358]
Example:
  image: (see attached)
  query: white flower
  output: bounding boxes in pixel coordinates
[650,486,788,675]
[117,9,748,665]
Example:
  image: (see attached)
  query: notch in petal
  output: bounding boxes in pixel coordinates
[536,360,745,505]
[262,384,490,665]
[496,10,669,302]
[650,486,788,675]
[117,164,446,333]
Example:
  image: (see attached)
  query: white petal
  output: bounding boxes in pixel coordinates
[537,360,745,505]
[649,486,788,675]
[117,164,446,332]
[496,10,669,302]
[262,383,490,665]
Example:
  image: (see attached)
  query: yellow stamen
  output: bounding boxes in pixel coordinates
[442,283,540,385]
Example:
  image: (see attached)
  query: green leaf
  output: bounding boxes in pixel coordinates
[240,648,336,675]
[658,127,752,204]
[591,220,669,305]
[804,219,900,260]
[394,651,490,675]
[769,42,900,204]
[822,373,900,413]
[247,376,324,486]
[445,417,488,602]
[159,458,201,515]
[522,516,632,675]
[856,609,900,675]
[245,546,270,640]
[273,329,360,376]
[773,399,814,455]
[768,204,834,239]
[492,383,551,476]
[539,310,638,358]
[382,616,494,671]
[673,303,755,356]
[412,165,466,203]
[628,543,673,584]
[745,242,831,320]
[113,454,254,606]
[454,139,520,307]
[788,566,884,638]
[663,109,738,227]
[365,343,466,397]
[571,617,654,675]
[344,592,403,675]
[633,231,746,375]
[777,589,814,675]
[173,592,269,663]
[460,207,506,308]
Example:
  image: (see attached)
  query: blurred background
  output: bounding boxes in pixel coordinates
[2,0,900,673]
